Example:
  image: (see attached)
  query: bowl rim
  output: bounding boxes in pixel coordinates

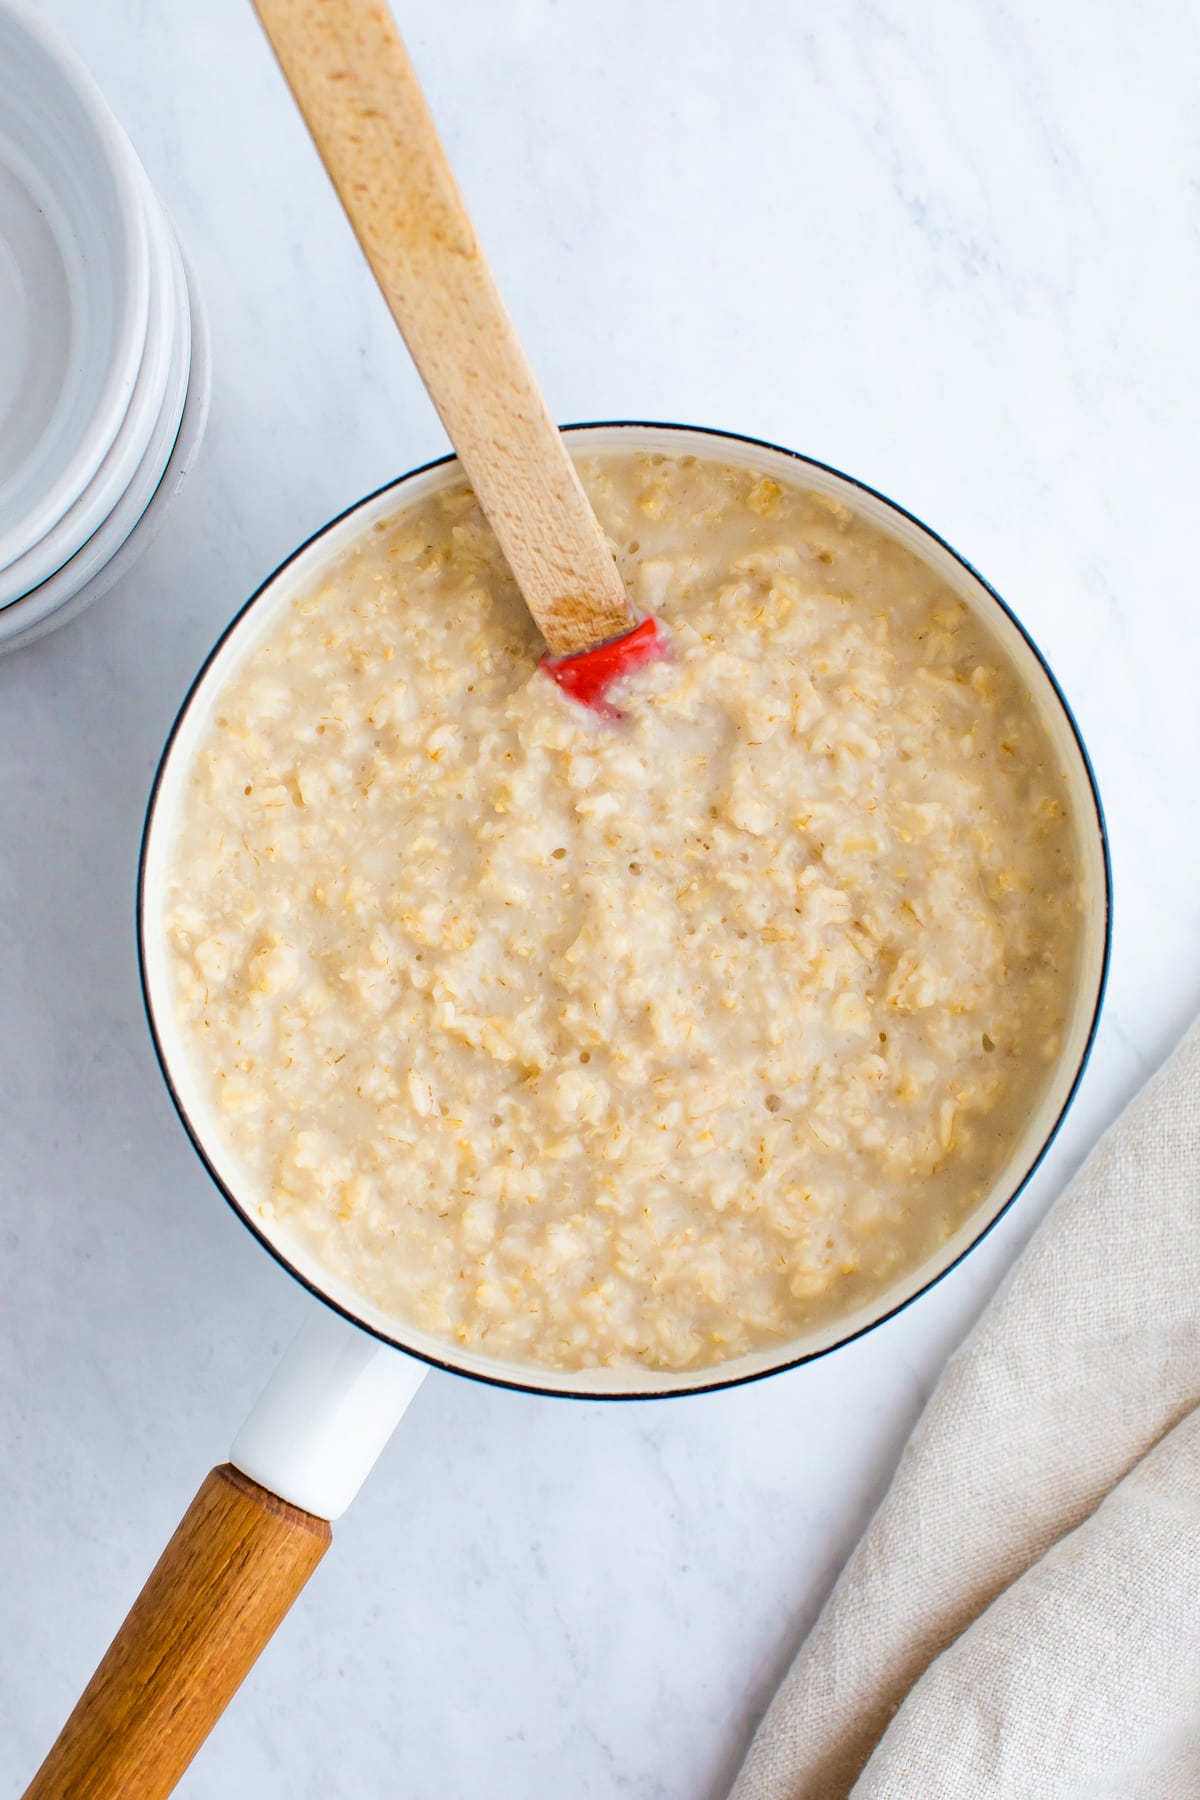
[137,420,1113,1402]
[0,194,196,645]
[0,167,176,610]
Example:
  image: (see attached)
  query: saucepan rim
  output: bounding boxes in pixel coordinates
[136,419,1112,1402]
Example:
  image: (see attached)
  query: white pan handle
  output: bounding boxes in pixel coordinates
[231,1304,428,1520]
[23,1309,426,1797]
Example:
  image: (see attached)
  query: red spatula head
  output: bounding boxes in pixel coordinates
[539,616,667,717]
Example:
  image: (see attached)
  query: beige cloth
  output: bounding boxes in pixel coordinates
[731,1018,1200,1800]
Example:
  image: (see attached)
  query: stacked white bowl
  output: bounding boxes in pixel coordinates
[0,2,210,654]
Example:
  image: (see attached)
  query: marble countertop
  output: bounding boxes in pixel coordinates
[4,2,1199,1794]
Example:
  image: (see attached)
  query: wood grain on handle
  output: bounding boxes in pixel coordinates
[252,0,636,657]
[22,1465,330,1800]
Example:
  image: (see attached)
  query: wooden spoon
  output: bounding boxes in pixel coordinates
[253,0,665,698]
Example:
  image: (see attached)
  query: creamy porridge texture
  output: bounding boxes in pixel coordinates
[164,454,1082,1373]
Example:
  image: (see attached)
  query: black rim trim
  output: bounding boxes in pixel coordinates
[136,420,1114,1403]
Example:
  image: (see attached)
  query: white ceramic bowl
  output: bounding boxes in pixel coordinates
[0,222,208,654]
[139,422,1112,1402]
[0,1,151,570]
[0,170,175,608]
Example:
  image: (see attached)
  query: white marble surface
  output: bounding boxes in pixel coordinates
[3,1,1199,1794]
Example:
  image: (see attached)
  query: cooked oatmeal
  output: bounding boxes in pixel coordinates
[163,453,1082,1372]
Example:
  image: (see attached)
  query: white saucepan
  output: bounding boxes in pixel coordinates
[22,421,1111,1800]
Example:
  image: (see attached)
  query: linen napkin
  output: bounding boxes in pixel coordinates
[731,1016,1200,1800]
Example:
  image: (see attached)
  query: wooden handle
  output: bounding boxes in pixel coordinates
[22,1464,331,1800]
[252,0,636,657]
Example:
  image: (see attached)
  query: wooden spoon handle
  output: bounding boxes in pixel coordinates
[252,0,636,657]
[21,1465,330,1800]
